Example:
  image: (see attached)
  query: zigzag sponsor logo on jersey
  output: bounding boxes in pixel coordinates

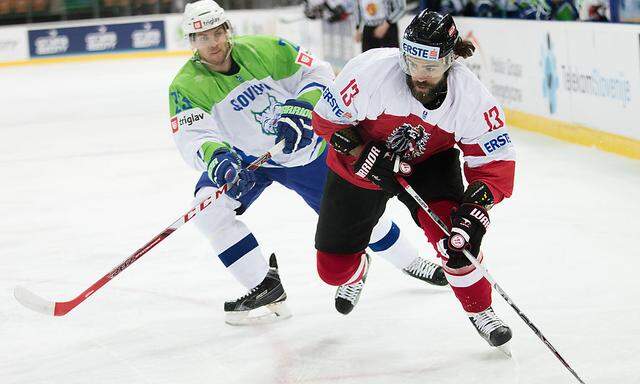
[230,83,274,111]
[171,111,205,133]
[387,124,430,160]
[321,88,351,119]
[251,94,283,136]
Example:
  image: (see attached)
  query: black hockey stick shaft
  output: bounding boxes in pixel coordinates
[396,176,586,384]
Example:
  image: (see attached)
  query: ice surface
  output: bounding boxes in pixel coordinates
[1,56,639,384]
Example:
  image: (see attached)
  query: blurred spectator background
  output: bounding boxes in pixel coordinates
[0,0,301,25]
[1,0,638,26]
[432,0,608,21]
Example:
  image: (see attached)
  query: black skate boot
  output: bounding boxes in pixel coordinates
[469,306,513,356]
[335,254,370,315]
[402,257,448,286]
[224,253,291,325]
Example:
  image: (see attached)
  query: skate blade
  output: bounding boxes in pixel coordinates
[224,301,292,326]
[496,341,512,358]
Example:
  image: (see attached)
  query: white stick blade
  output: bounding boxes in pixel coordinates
[14,286,55,316]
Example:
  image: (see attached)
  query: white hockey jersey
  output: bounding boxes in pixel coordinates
[169,35,334,172]
[312,48,516,203]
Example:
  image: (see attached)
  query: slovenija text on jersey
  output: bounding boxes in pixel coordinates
[231,83,274,111]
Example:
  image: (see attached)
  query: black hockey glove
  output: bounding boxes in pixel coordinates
[438,182,494,269]
[330,126,362,155]
[353,142,412,194]
[438,204,490,268]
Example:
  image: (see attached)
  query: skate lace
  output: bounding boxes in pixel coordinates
[234,269,276,302]
[471,308,504,335]
[235,285,260,301]
[336,281,364,303]
[404,258,438,279]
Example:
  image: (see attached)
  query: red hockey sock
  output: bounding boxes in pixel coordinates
[448,274,492,313]
[316,250,366,286]
[416,200,492,313]
[416,200,456,249]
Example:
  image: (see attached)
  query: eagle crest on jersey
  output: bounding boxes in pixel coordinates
[251,94,283,136]
[387,123,430,160]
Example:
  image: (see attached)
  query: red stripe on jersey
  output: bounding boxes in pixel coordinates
[312,112,379,189]
[312,111,351,142]
[326,149,381,190]
[315,112,462,190]
[357,114,456,153]
[457,141,485,157]
[463,160,515,204]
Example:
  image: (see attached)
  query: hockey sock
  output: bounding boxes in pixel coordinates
[447,267,492,313]
[416,199,492,312]
[316,250,367,286]
[368,212,417,270]
[193,187,268,289]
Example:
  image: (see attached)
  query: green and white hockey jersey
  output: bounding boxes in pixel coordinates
[168,35,334,171]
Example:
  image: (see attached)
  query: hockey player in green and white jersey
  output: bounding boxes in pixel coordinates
[169,0,447,325]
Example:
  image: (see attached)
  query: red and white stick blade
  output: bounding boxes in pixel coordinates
[14,286,55,316]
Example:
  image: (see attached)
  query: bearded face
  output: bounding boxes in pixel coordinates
[405,74,448,108]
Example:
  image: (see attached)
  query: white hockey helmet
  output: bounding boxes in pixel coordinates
[182,0,230,35]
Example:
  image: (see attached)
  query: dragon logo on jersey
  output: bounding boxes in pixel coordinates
[386,124,430,161]
[252,94,283,136]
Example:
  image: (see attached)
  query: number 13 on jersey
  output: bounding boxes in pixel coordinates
[340,79,360,107]
[483,106,504,131]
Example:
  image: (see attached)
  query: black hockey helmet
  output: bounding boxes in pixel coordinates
[400,10,459,78]
[404,10,459,58]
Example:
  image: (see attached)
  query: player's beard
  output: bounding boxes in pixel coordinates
[406,73,449,109]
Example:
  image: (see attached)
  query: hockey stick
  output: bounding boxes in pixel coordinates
[14,141,285,317]
[396,176,587,384]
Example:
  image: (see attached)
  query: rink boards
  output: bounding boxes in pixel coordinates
[1,8,638,159]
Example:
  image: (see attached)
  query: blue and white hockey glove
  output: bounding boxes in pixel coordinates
[275,99,314,154]
[207,148,256,199]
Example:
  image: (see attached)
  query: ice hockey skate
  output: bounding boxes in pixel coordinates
[335,254,370,315]
[402,257,448,286]
[469,306,513,357]
[224,253,291,325]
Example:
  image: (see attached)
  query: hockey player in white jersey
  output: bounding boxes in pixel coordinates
[313,10,516,351]
[169,0,448,325]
